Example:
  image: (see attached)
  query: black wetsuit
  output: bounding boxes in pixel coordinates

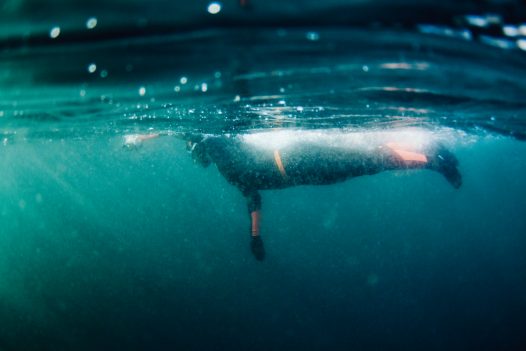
[191,134,461,260]
[197,135,424,194]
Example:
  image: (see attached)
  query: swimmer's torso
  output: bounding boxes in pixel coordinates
[200,134,405,192]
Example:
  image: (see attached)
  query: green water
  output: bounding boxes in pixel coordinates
[1,132,525,350]
[1,23,526,350]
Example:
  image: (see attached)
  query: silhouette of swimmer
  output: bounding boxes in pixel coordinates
[182,130,462,261]
[124,130,461,260]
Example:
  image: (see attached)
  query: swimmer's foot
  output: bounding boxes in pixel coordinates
[428,145,462,188]
[250,236,265,261]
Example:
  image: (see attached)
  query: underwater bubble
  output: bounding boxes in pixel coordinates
[49,27,61,39]
[465,15,489,27]
[87,63,97,73]
[306,31,320,41]
[201,83,208,92]
[139,87,146,96]
[503,25,520,37]
[100,70,108,78]
[86,17,98,29]
[207,2,222,14]
[180,77,188,84]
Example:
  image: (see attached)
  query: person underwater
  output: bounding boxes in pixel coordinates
[125,129,462,261]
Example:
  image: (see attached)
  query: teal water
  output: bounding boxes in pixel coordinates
[1,26,526,350]
[1,132,526,350]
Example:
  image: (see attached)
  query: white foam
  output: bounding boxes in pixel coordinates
[241,128,460,152]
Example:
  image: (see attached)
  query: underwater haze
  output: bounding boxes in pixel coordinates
[1,1,526,350]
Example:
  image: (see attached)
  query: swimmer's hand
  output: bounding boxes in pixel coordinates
[250,236,265,261]
[123,133,159,149]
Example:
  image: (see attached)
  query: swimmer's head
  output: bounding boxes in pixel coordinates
[184,134,211,167]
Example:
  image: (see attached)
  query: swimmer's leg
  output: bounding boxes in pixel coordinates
[386,142,462,189]
[244,189,265,261]
[426,145,462,189]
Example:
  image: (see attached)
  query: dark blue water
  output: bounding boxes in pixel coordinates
[1,16,526,351]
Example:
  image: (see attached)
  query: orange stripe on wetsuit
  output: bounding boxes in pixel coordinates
[386,142,428,163]
[251,210,260,237]
[273,150,288,178]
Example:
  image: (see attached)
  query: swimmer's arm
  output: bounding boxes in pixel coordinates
[123,131,187,148]
[123,133,160,147]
